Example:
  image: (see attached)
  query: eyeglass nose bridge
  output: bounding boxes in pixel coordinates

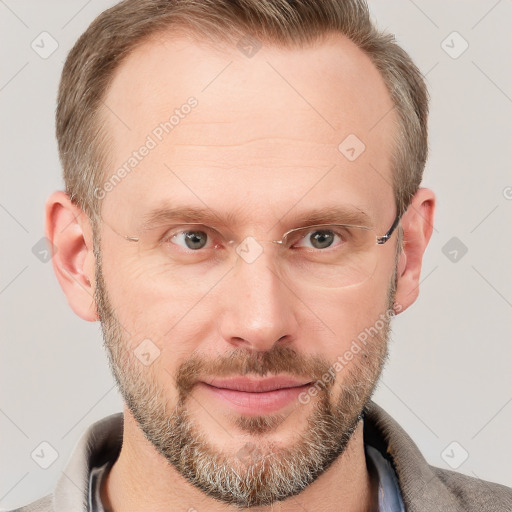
[229,224,331,248]
[224,237,288,252]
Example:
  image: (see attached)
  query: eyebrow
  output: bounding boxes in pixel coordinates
[140,204,372,232]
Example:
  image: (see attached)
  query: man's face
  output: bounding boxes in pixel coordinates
[94,32,399,507]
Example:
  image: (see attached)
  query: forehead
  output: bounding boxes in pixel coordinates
[100,31,397,230]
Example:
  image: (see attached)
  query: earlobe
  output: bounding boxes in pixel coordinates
[394,188,436,313]
[45,191,99,322]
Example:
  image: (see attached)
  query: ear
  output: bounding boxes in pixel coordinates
[45,191,98,322]
[394,187,436,313]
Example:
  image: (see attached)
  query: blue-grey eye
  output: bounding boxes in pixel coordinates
[289,227,344,251]
[173,231,209,250]
[308,230,335,249]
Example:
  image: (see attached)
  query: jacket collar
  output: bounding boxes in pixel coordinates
[54,413,122,510]
[363,400,460,511]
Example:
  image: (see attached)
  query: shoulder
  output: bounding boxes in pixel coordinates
[363,400,512,511]
[431,466,512,511]
[3,494,53,512]
[4,413,123,512]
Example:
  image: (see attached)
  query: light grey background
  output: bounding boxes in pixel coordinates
[1,0,511,508]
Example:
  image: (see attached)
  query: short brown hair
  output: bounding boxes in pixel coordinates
[57,0,428,222]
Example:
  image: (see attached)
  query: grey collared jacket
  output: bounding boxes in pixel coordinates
[8,400,512,511]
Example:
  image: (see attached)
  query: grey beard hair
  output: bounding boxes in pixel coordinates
[93,229,395,508]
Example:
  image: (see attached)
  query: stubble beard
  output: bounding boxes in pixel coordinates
[93,240,395,508]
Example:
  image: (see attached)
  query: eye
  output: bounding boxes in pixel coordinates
[170,230,210,250]
[294,228,345,250]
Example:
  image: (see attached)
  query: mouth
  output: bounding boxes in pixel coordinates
[198,376,313,414]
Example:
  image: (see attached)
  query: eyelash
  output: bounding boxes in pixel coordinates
[161,227,220,249]
[161,226,347,252]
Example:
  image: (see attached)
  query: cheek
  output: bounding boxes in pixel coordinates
[99,251,217,352]
[302,279,392,357]
[303,286,391,403]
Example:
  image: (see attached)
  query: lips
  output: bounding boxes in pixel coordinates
[196,376,314,414]
[204,376,312,393]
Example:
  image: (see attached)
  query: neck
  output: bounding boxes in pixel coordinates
[102,407,379,512]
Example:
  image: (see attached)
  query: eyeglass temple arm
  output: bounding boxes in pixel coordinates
[376,214,400,245]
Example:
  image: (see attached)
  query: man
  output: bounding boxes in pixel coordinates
[10,0,511,511]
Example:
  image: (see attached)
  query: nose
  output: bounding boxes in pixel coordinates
[217,248,299,352]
